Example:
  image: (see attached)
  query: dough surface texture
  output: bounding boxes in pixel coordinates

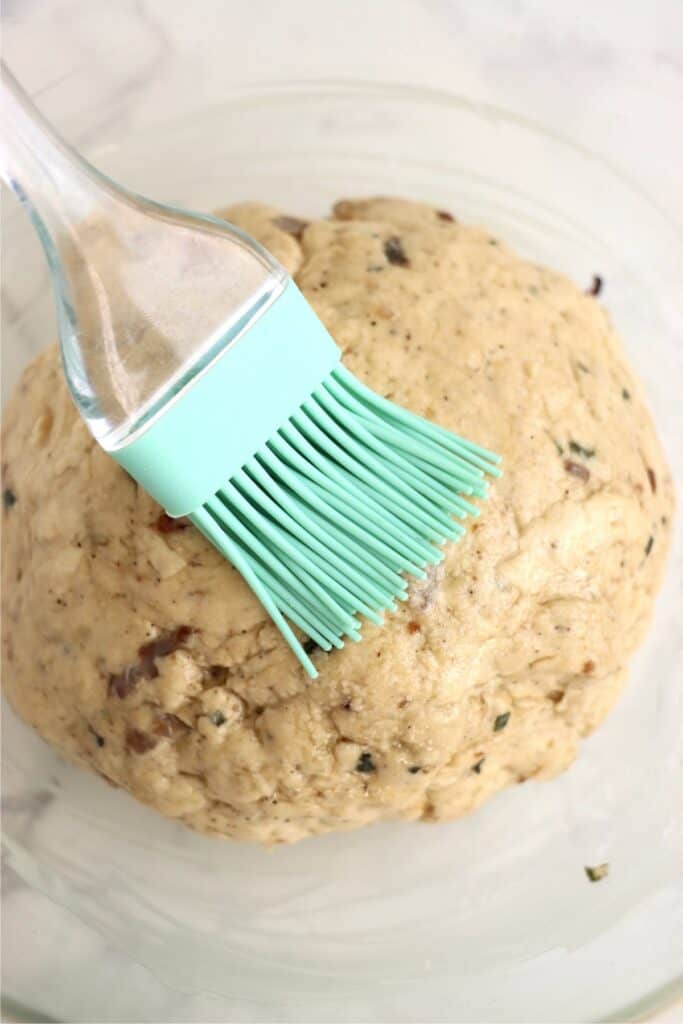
[1,197,673,844]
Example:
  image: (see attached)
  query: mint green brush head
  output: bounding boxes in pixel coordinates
[0,64,501,677]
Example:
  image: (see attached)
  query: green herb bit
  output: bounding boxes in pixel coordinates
[494,712,510,732]
[356,752,376,773]
[585,863,609,883]
[569,440,596,459]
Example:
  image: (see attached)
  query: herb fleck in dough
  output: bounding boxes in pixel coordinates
[1,197,673,844]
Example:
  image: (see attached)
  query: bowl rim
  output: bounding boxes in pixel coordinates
[3,77,682,1024]
[89,77,683,245]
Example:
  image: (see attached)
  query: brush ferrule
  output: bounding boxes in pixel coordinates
[111,281,340,516]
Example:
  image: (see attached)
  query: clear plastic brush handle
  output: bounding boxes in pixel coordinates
[0,61,287,451]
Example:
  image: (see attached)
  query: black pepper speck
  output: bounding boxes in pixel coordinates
[356,752,376,773]
[88,726,105,748]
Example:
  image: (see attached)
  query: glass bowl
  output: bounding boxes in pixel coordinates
[2,82,682,1023]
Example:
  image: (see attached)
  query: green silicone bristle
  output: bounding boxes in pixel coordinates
[191,364,500,678]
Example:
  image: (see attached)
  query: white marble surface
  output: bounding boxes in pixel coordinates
[2,1,682,1021]
[3,0,682,222]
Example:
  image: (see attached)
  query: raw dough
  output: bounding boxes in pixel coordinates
[1,197,674,844]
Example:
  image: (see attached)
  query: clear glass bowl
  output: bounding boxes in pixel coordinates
[2,83,682,1023]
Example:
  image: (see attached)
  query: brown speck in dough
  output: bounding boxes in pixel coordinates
[155,513,189,533]
[208,665,229,683]
[647,468,657,493]
[272,215,309,240]
[436,209,455,222]
[125,728,158,755]
[333,200,354,220]
[582,660,596,675]
[384,236,410,267]
[406,620,421,634]
[153,713,189,738]
[108,625,193,698]
[564,459,590,482]
[108,666,140,700]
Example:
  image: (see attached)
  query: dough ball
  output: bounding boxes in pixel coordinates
[1,198,673,843]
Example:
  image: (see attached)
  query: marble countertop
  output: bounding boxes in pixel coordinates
[2,1,682,1020]
[3,0,682,222]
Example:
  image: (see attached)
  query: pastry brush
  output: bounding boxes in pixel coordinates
[0,64,501,677]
